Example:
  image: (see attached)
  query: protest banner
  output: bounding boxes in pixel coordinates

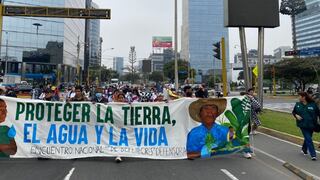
[0,96,251,159]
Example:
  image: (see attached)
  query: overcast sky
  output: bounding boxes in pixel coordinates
[95,0,292,68]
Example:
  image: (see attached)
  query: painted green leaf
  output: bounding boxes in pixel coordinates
[224,110,239,129]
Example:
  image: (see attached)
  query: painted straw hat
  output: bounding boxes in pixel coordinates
[188,98,227,122]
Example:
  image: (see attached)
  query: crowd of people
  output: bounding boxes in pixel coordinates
[26,83,212,103]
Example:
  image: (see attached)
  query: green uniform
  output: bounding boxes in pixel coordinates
[0,126,12,158]
[292,102,319,130]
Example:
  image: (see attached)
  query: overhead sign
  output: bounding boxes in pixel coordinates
[299,47,320,56]
[152,36,173,48]
[0,97,250,159]
[3,5,111,19]
[224,0,280,28]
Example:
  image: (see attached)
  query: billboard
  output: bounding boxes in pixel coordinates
[224,0,280,28]
[152,36,173,48]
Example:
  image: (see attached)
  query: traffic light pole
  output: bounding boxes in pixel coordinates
[221,37,227,97]
[239,27,251,91]
[0,3,3,75]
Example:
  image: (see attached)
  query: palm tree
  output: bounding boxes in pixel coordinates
[280,0,307,54]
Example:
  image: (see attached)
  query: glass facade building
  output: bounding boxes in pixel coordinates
[0,0,85,83]
[87,2,101,67]
[181,0,229,81]
[113,57,124,76]
[296,0,320,50]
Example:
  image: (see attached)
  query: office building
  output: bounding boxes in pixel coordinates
[0,0,85,83]
[181,0,230,82]
[274,46,292,59]
[296,0,320,50]
[85,0,101,68]
[232,50,277,81]
[113,57,124,76]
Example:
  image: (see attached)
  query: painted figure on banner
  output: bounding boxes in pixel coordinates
[186,98,251,159]
[0,99,17,158]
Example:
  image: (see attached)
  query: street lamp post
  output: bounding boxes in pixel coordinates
[4,31,8,75]
[174,0,179,90]
[33,23,42,35]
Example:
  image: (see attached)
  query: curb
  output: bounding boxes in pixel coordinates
[283,163,315,180]
[258,127,320,179]
[263,107,291,114]
[258,126,320,151]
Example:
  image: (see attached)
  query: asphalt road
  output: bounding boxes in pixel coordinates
[2,132,320,180]
[263,97,297,113]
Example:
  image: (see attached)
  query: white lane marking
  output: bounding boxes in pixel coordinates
[258,132,320,154]
[221,169,239,180]
[253,147,286,164]
[254,147,320,180]
[63,167,75,180]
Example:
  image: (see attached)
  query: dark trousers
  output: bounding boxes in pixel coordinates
[300,128,316,157]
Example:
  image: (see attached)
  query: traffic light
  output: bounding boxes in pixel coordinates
[285,50,299,56]
[213,42,221,60]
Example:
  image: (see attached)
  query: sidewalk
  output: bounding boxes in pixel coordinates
[253,133,320,179]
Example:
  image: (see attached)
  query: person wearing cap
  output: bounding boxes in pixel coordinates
[187,99,249,159]
[0,98,17,158]
[51,86,60,101]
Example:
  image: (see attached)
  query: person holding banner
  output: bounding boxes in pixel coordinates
[114,92,127,162]
[187,99,250,159]
[92,88,108,104]
[70,86,88,102]
[0,99,17,158]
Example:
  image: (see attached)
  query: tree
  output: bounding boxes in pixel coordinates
[149,71,164,82]
[119,73,140,83]
[163,60,196,82]
[265,58,320,91]
[206,75,221,88]
[101,66,119,82]
[280,0,306,53]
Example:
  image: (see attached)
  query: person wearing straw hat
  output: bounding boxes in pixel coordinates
[0,98,17,158]
[187,99,235,159]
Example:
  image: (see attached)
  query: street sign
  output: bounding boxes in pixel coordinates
[3,5,111,19]
[299,47,320,56]
[179,70,188,74]
[285,50,299,56]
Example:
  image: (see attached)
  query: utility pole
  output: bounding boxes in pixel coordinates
[4,31,8,75]
[76,36,81,85]
[174,0,179,90]
[239,27,250,91]
[257,27,265,107]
